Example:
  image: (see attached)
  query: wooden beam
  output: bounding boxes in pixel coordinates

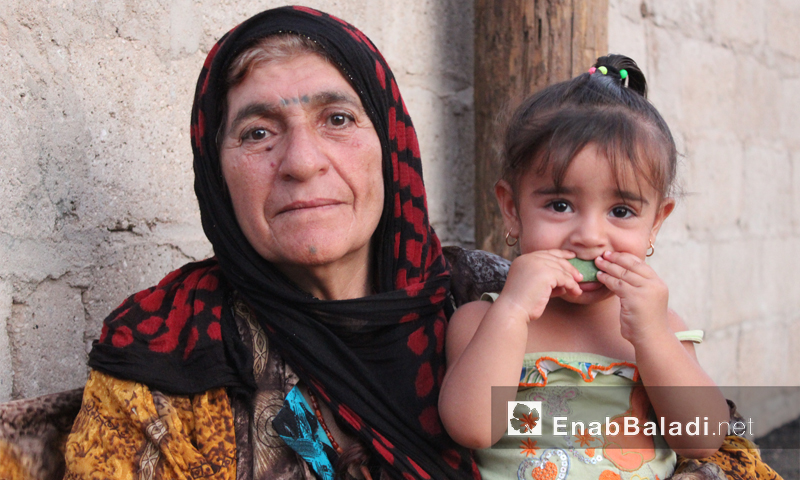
[474,0,608,257]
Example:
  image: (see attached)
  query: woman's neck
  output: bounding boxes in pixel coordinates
[275,248,374,300]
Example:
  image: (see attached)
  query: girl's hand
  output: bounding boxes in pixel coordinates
[498,249,583,323]
[595,251,671,346]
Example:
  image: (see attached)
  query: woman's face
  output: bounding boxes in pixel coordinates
[220,53,384,286]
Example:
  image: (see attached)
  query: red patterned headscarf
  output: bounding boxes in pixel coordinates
[90,5,478,479]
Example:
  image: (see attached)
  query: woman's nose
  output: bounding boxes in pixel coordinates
[277,123,330,182]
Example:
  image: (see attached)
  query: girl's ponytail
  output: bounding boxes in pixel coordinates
[592,54,647,98]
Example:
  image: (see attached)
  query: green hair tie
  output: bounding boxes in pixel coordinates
[620,69,628,80]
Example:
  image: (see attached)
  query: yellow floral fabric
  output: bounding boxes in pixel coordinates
[673,435,783,480]
[64,370,236,480]
[0,448,35,480]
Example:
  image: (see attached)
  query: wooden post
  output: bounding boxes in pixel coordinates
[474,0,608,257]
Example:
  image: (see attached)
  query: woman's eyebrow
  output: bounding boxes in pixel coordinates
[309,90,365,112]
[228,102,281,133]
[227,90,364,133]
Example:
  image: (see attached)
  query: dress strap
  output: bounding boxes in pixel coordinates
[674,330,704,344]
[480,292,500,302]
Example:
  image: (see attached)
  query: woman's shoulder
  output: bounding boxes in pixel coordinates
[87,258,240,395]
[443,246,509,307]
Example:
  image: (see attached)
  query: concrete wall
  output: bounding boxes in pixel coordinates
[610,0,800,435]
[0,0,474,401]
[2,0,797,436]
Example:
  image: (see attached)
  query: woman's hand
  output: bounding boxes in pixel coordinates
[498,249,584,323]
[595,250,671,346]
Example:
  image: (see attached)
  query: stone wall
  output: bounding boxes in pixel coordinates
[610,0,800,434]
[0,0,474,400]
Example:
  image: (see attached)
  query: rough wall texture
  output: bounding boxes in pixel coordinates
[0,0,474,401]
[610,0,800,435]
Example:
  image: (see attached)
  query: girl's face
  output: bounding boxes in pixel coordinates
[496,143,675,303]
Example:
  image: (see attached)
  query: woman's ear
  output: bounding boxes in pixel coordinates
[495,179,522,237]
[650,197,676,238]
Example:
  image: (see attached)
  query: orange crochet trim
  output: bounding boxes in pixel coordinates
[519,355,640,388]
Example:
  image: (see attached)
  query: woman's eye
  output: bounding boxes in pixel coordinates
[328,113,353,127]
[611,206,633,218]
[243,128,269,141]
[549,201,572,213]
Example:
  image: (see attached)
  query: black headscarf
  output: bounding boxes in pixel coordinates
[90,5,478,479]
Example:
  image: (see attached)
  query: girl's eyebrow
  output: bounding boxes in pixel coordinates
[616,189,649,205]
[532,186,570,196]
[533,185,650,205]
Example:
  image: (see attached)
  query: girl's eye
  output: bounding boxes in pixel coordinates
[611,206,633,218]
[549,200,572,213]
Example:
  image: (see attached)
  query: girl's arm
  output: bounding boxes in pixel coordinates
[596,251,728,458]
[438,298,529,449]
[634,311,729,458]
[439,250,582,449]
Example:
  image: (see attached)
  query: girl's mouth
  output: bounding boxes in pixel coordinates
[578,281,604,292]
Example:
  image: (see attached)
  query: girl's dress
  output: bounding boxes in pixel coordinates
[475,292,704,480]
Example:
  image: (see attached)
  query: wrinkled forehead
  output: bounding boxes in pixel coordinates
[223,51,363,117]
[198,7,392,144]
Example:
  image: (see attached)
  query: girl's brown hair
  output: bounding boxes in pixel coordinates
[503,54,677,202]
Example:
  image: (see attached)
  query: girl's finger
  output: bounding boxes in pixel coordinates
[544,249,578,259]
[551,286,566,298]
[595,268,637,296]
[534,254,583,282]
[556,258,583,282]
[595,255,646,288]
[601,251,655,278]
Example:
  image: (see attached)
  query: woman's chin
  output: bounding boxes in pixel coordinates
[265,230,373,271]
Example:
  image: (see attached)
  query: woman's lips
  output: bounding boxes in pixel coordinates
[279,199,343,214]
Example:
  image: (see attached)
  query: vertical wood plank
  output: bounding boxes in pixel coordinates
[474,0,608,257]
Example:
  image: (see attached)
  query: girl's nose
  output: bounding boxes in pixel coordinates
[277,123,330,182]
[571,213,607,250]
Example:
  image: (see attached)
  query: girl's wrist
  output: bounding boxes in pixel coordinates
[490,295,535,326]
[625,322,673,350]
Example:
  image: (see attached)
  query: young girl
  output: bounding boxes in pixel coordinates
[439,55,729,480]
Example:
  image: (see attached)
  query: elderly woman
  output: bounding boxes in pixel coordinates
[63,6,478,480]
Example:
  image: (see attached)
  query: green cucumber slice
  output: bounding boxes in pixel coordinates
[568,258,599,282]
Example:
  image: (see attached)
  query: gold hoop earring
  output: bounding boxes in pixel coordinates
[505,231,518,247]
[646,240,655,257]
